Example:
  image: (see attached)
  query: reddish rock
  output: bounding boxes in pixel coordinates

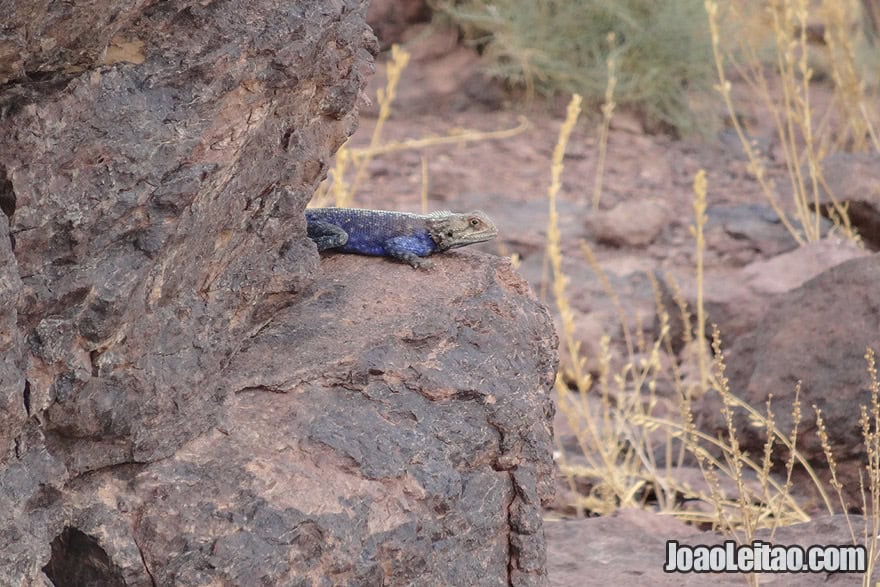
[54,254,557,586]
[670,239,868,345]
[1,0,377,580]
[820,153,880,248]
[367,0,431,48]
[586,198,671,248]
[696,254,880,502]
[0,0,561,579]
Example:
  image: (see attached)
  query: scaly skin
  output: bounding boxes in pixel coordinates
[305,208,498,268]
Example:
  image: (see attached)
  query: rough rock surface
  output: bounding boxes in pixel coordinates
[57,254,557,586]
[695,254,880,499]
[0,0,558,585]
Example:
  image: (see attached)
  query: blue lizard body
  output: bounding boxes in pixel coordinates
[305,208,437,257]
[305,207,497,268]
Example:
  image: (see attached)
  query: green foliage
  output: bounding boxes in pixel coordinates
[434,0,714,134]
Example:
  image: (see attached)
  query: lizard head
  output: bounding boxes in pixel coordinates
[426,210,498,251]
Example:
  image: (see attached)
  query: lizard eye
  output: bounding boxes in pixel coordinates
[470,219,479,226]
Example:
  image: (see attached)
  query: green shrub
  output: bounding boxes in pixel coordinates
[434,0,714,134]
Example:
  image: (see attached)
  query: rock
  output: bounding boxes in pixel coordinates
[609,111,644,134]
[704,203,814,265]
[820,151,880,201]
[367,0,431,48]
[819,152,880,249]
[0,5,561,579]
[586,198,670,248]
[546,512,697,587]
[51,254,557,586]
[668,239,868,345]
[737,239,868,295]
[364,25,497,117]
[695,255,880,501]
[4,0,379,484]
[0,211,26,461]
[1,0,560,581]
[547,513,870,585]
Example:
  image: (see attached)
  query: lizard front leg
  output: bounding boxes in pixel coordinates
[385,236,434,269]
[307,221,349,251]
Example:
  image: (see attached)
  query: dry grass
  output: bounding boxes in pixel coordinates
[545,99,880,586]
[311,45,530,209]
[547,103,880,579]
[550,138,813,531]
[705,0,876,246]
[590,32,617,210]
[542,12,880,566]
[821,0,880,152]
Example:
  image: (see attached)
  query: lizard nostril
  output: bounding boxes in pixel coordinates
[447,231,453,237]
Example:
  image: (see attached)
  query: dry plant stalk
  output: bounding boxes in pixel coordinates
[547,94,584,389]
[345,44,411,203]
[772,382,803,539]
[546,94,590,516]
[690,169,709,392]
[639,408,812,525]
[554,164,813,528]
[821,0,880,152]
[814,405,856,543]
[704,0,802,242]
[704,0,859,244]
[759,393,777,518]
[549,96,675,515]
[313,44,529,208]
[712,326,757,546]
[861,347,880,585]
[330,146,350,207]
[664,272,694,347]
[591,32,617,210]
[352,116,529,159]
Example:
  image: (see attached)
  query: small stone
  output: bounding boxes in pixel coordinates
[587,198,671,248]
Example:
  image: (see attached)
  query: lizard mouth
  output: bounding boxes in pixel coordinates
[441,228,499,250]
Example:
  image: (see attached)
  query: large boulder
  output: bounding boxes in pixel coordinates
[671,239,869,347]
[2,0,378,472]
[696,254,880,501]
[0,0,558,584]
[59,253,557,586]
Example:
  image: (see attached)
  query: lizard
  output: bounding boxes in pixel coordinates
[305,207,498,268]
